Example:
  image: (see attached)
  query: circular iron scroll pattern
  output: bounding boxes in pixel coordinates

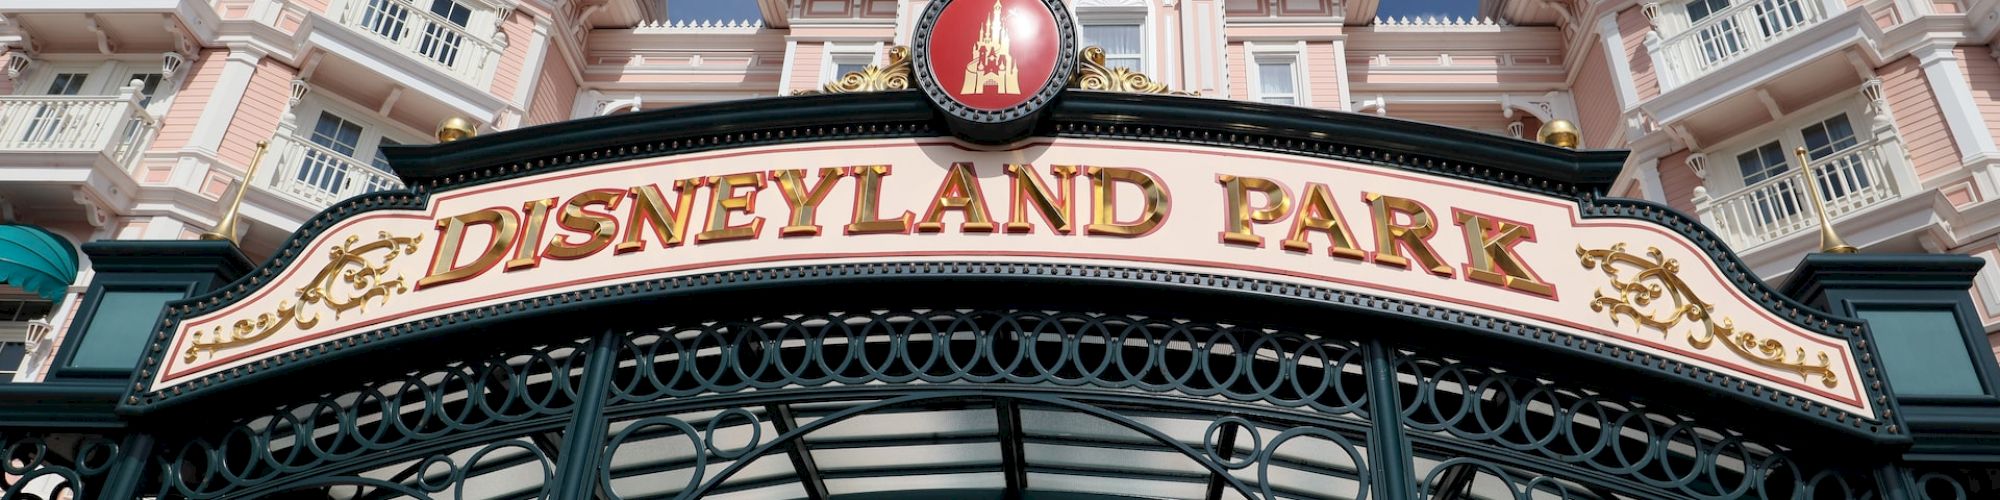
[133,307,1892,499]
[0,432,121,500]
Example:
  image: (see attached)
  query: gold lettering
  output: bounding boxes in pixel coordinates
[1217,174,1291,247]
[846,165,913,234]
[1454,211,1556,297]
[1004,164,1078,234]
[770,168,848,237]
[1281,183,1366,260]
[417,207,518,289]
[1365,192,1454,277]
[617,179,700,253]
[1086,167,1170,237]
[917,162,997,233]
[506,197,556,271]
[544,189,625,260]
[697,172,767,243]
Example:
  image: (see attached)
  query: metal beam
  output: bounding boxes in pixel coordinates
[1202,421,1240,500]
[769,403,832,500]
[996,399,1030,498]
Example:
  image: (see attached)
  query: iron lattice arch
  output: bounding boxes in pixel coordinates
[40,306,1928,499]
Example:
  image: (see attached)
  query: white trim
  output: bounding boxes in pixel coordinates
[778,39,800,94]
[1915,45,2000,164]
[819,41,883,85]
[185,45,265,156]
[509,15,552,110]
[1332,36,1352,111]
[1595,12,1640,111]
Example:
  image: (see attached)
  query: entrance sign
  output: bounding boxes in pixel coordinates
[157,137,1869,416]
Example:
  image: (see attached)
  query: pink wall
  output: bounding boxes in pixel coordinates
[489,11,535,99]
[1880,56,1962,182]
[149,49,227,152]
[789,43,826,93]
[1955,47,2000,151]
[1657,149,1700,215]
[1572,41,1621,149]
[525,45,578,126]
[219,59,300,167]
[1306,41,1339,110]
[1617,6,1658,100]
[0,54,12,95]
[1226,42,1247,100]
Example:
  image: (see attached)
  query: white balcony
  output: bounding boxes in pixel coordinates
[259,133,404,208]
[1653,0,1831,87]
[334,0,501,87]
[1695,138,1904,250]
[0,90,155,168]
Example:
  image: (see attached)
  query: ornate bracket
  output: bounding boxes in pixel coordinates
[183,232,423,363]
[1577,244,1839,388]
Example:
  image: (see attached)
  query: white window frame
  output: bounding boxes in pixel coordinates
[1707,94,1875,194]
[820,42,884,85]
[290,91,429,170]
[1245,41,1309,107]
[1073,1,1153,76]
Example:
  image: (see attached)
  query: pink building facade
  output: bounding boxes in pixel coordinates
[3,0,2000,380]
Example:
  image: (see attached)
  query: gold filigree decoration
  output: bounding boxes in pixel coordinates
[1577,244,1839,388]
[795,46,913,95]
[183,232,424,363]
[1072,46,1196,96]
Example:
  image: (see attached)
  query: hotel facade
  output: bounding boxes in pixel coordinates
[3,0,2000,498]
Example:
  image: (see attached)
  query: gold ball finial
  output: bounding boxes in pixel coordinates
[436,117,476,143]
[1537,119,1580,149]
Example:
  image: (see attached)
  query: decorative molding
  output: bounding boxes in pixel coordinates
[1578,244,1840,389]
[1371,16,1510,31]
[183,232,424,363]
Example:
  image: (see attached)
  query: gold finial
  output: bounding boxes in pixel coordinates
[436,117,476,143]
[201,140,271,244]
[1537,119,1580,148]
[1795,147,1857,254]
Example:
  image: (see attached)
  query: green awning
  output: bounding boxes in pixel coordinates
[0,224,79,301]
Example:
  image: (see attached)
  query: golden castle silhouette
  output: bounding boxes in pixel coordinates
[961,0,1020,95]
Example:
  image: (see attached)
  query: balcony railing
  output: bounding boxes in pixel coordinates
[1696,139,1901,249]
[0,91,154,166]
[337,0,500,86]
[262,133,405,208]
[1654,0,1829,86]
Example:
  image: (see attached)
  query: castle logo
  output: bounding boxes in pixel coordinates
[961,1,1021,95]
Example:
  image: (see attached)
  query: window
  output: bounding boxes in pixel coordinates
[22,73,89,143]
[45,73,87,95]
[1080,23,1144,72]
[126,73,165,107]
[1251,56,1299,105]
[300,112,367,195]
[1685,0,1745,66]
[1735,141,1798,223]
[1800,113,1871,199]
[361,0,412,39]
[419,0,473,66]
[822,47,878,84]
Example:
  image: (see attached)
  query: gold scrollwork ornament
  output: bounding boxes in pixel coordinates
[1576,244,1839,388]
[1072,46,1196,96]
[183,232,424,363]
[797,46,913,95]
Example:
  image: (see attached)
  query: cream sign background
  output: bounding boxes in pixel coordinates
[157,137,1870,416]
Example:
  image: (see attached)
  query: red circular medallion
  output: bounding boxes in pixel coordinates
[925,0,1062,112]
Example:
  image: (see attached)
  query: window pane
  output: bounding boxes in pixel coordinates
[1081,24,1142,55]
[1261,96,1295,105]
[1737,141,1789,185]
[17,300,52,321]
[46,74,87,95]
[0,342,25,379]
[431,0,471,26]
[1258,61,1295,94]
[311,112,363,156]
[1857,308,1988,396]
[67,290,186,371]
[372,139,400,171]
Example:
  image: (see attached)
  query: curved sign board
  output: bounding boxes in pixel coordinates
[153,137,1873,418]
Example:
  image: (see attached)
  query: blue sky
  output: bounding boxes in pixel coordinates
[668,0,761,22]
[1375,0,1482,19]
[664,0,1485,23]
